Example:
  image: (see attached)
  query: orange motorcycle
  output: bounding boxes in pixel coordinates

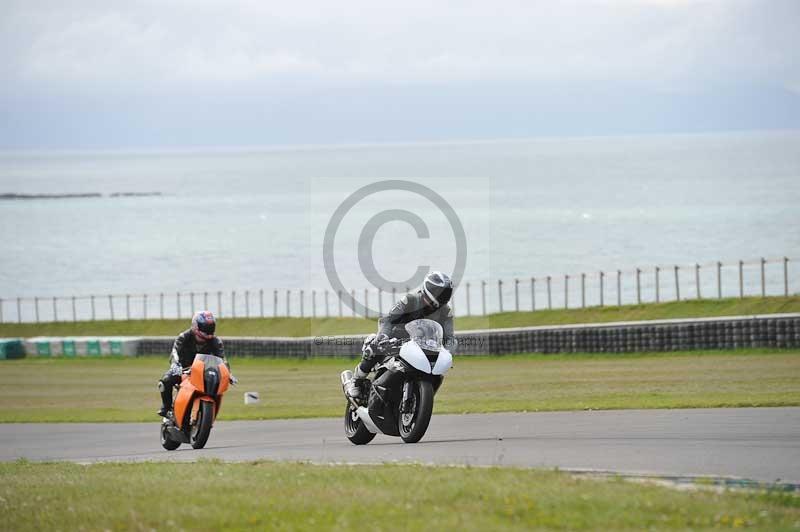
[160,354,232,450]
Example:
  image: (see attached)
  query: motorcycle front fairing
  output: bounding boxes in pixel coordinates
[398,338,453,376]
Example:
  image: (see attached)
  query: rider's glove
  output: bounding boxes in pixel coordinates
[168,362,182,377]
[373,333,390,354]
[229,375,239,385]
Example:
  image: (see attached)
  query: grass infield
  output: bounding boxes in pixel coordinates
[1,461,798,530]
[0,349,798,422]
[0,295,797,338]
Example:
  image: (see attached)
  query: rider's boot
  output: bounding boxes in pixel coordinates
[157,380,172,417]
[344,367,368,399]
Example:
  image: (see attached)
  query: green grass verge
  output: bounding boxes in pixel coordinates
[0,349,798,422]
[1,461,798,530]
[1,295,798,338]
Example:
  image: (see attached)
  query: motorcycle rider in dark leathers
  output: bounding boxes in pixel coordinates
[157,310,233,417]
[344,271,456,399]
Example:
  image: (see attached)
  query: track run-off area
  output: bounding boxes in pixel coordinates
[2,407,799,485]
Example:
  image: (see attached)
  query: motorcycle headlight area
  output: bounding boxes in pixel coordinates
[203,368,220,395]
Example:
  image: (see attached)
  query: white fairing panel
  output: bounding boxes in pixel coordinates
[432,348,452,375]
[356,406,381,434]
[398,342,432,373]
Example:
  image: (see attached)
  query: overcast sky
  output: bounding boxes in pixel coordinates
[1,0,799,149]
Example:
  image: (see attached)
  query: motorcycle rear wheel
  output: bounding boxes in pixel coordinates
[190,401,214,449]
[160,422,180,451]
[399,380,434,443]
[344,402,376,445]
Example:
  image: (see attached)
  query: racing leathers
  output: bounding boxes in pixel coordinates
[158,329,226,415]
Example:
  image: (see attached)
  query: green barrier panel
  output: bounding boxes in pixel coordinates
[0,339,25,360]
[36,342,52,357]
[110,340,123,356]
[62,340,77,357]
[87,341,101,356]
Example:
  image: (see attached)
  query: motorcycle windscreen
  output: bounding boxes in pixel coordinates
[404,319,444,352]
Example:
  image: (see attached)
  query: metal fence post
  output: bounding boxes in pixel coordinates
[34,297,39,323]
[143,294,147,320]
[312,290,316,318]
[580,273,585,308]
[761,257,766,297]
[547,276,552,309]
[90,295,96,321]
[273,290,278,318]
[738,260,744,298]
[599,271,604,307]
[177,292,181,318]
[695,264,701,299]
[616,270,621,306]
[392,287,397,306]
[655,267,660,303]
[300,290,305,318]
[16,297,21,324]
[481,281,487,315]
[126,294,131,320]
[717,261,722,299]
[350,289,356,318]
[286,290,290,317]
[245,290,250,318]
[325,290,330,318]
[530,278,535,311]
[674,265,680,301]
[260,289,264,317]
[190,292,195,313]
[564,275,569,309]
[338,290,343,317]
[498,280,503,313]
[109,295,114,321]
[71,296,76,322]
[514,279,519,311]
[52,297,58,322]
[231,291,236,318]
[636,268,641,304]
[466,282,471,315]
[363,289,368,318]
[204,291,209,311]
[217,291,222,317]
[785,257,790,297]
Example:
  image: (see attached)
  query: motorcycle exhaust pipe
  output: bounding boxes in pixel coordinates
[340,370,360,409]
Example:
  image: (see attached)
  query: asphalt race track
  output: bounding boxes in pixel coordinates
[2,408,799,483]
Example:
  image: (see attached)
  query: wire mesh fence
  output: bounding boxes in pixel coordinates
[1,256,796,323]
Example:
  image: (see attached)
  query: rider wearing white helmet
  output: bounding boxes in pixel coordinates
[345,271,456,398]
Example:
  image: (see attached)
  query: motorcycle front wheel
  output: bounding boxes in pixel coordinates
[344,402,376,445]
[398,380,434,443]
[190,400,214,449]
